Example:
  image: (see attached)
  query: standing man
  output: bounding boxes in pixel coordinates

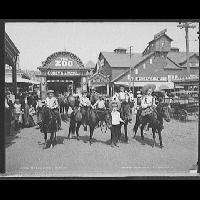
[110,102,124,147]
[44,90,61,130]
[5,91,14,135]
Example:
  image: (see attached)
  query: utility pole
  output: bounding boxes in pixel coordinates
[177,22,196,74]
[129,46,134,94]
[197,28,200,174]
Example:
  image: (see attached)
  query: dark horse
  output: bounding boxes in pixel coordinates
[40,106,58,148]
[120,102,132,143]
[67,96,111,145]
[133,103,171,148]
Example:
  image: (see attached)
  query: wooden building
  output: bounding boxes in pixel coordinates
[94,29,199,97]
[5,32,20,95]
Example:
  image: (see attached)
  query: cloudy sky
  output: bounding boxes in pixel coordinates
[5,22,199,70]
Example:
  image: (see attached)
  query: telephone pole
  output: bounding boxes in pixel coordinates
[177,22,196,74]
[129,46,134,94]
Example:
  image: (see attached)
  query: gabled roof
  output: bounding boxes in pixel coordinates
[111,52,155,82]
[167,52,199,65]
[101,52,143,68]
[85,60,96,69]
[149,34,173,45]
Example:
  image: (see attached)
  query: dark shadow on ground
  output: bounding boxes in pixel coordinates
[133,135,161,148]
[5,132,20,148]
[68,134,112,146]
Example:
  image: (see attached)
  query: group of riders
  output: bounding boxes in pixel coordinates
[38,84,170,148]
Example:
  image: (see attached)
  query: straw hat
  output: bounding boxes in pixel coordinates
[109,100,121,110]
[47,90,54,94]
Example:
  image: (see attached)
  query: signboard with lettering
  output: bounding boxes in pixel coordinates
[42,51,85,70]
[132,76,168,82]
[89,73,109,86]
[46,70,84,76]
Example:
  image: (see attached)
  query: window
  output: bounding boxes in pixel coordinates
[150,58,153,64]
[143,63,146,69]
[135,69,138,74]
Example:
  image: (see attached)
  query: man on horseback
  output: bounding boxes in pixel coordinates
[79,90,91,131]
[44,90,61,130]
[92,95,106,126]
[135,87,157,131]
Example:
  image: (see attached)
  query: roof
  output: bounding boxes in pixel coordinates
[167,52,199,65]
[101,51,146,68]
[149,34,173,45]
[85,60,96,69]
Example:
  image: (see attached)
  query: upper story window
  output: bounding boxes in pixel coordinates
[150,58,153,64]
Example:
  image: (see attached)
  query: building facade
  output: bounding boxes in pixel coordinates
[94,29,199,97]
[37,51,90,98]
[5,32,20,95]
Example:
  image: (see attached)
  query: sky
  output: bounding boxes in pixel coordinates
[5,22,199,71]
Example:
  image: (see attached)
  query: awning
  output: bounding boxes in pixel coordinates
[5,76,40,84]
[114,81,174,89]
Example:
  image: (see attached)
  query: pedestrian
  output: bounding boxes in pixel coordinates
[5,91,14,135]
[36,97,44,128]
[44,90,61,130]
[13,99,23,131]
[28,105,36,127]
[110,102,124,147]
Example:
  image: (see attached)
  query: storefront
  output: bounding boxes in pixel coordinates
[37,51,89,98]
[5,32,20,95]
[88,73,110,95]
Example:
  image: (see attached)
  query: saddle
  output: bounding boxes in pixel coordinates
[141,107,154,117]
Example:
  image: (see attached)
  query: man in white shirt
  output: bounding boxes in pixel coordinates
[45,90,61,130]
[110,102,124,147]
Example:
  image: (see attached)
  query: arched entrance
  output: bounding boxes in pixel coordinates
[37,51,89,97]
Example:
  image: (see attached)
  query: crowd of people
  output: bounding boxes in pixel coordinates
[5,88,39,135]
[5,85,169,148]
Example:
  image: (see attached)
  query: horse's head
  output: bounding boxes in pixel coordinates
[156,103,171,122]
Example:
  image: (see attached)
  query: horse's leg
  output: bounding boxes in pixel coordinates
[44,132,48,148]
[157,129,163,148]
[124,122,128,143]
[76,122,81,140]
[89,126,95,145]
[133,122,139,138]
[50,132,54,148]
[152,128,156,148]
[140,124,145,141]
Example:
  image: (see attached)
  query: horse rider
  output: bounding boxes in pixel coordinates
[118,86,132,122]
[79,90,91,131]
[44,90,61,130]
[92,95,106,124]
[135,88,157,131]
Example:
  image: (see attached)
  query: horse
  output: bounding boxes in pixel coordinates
[40,105,59,148]
[67,97,111,145]
[119,101,132,143]
[133,102,171,148]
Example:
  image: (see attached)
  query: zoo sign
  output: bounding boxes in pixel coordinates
[55,57,73,67]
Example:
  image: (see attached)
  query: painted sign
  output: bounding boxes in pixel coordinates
[89,73,109,86]
[133,76,167,82]
[47,70,84,76]
[42,51,85,70]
